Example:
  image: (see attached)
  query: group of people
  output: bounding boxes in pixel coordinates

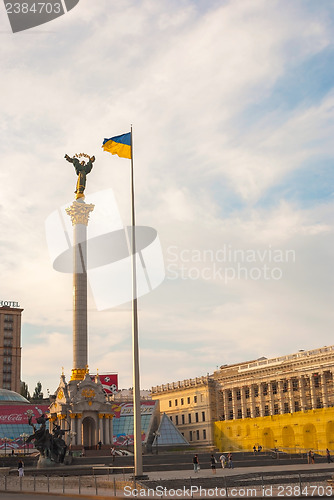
[193,452,234,473]
[253,444,262,454]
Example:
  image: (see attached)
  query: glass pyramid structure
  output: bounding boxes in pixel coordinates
[152,412,189,447]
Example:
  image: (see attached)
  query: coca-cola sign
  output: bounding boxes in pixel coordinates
[0,405,49,424]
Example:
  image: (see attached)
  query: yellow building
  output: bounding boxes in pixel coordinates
[151,376,217,447]
[213,345,334,453]
[152,345,334,452]
[214,408,334,453]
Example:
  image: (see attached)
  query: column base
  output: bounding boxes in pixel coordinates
[70,368,88,381]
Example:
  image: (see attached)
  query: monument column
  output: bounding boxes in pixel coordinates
[66,199,94,381]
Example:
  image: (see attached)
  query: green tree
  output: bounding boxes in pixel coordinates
[20,381,30,400]
[32,381,43,400]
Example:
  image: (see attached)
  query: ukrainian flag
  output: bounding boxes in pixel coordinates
[102,133,131,159]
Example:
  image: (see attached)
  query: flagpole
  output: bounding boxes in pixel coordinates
[130,125,144,478]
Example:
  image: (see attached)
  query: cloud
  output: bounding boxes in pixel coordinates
[1,0,334,392]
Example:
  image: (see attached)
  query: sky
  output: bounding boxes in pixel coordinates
[1,0,334,396]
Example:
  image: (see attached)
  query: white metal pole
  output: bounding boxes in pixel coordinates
[130,126,144,477]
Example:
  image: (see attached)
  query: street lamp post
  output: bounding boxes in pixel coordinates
[20,433,29,455]
[3,437,9,457]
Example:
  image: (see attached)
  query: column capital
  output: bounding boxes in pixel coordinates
[66,200,95,226]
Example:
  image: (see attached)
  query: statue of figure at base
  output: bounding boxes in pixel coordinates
[65,153,95,200]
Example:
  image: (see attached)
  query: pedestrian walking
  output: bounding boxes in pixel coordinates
[219,453,226,468]
[18,459,24,477]
[253,445,257,454]
[227,452,234,469]
[307,450,311,464]
[210,454,217,474]
[193,454,200,473]
[111,446,116,462]
[311,450,315,464]
[326,449,333,463]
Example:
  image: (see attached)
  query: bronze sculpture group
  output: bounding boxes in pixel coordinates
[26,414,68,464]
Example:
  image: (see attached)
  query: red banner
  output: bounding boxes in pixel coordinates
[0,404,49,424]
[91,373,118,394]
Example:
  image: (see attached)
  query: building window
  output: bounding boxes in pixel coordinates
[203,429,206,440]
[264,405,269,416]
[228,391,232,401]
[283,381,288,393]
[263,384,268,396]
[229,410,233,420]
[175,415,179,425]
[274,404,279,415]
[194,396,197,403]
[236,389,241,400]
[202,411,205,422]
[175,399,178,406]
[189,431,193,441]
[4,324,13,330]
[272,382,277,395]
[246,408,251,418]
[187,397,190,404]
[181,432,184,436]
[195,413,199,423]
[169,400,172,407]
[237,409,242,419]
[188,414,192,424]
[182,414,185,425]
[181,398,184,405]
[294,401,300,412]
[316,397,322,409]
[4,315,13,322]
[170,416,173,422]
[314,374,320,388]
[292,379,299,391]
[245,388,250,399]
[284,402,289,413]
[254,386,259,398]
[196,430,200,440]
[255,407,260,417]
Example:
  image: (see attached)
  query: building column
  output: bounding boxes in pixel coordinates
[268,382,274,415]
[240,387,247,419]
[76,413,82,446]
[309,374,316,409]
[223,390,229,420]
[299,376,306,411]
[258,383,264,417]
[320,372,329,408]
[278,380,284,414]
[105,416,110,444]
[231,388,237,420]
[109,416,113,446]
[98,414,104,442]
[249,384,255,418]
[288,379,294,413]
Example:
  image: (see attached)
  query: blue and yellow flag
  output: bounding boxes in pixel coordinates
[102,133,131,159]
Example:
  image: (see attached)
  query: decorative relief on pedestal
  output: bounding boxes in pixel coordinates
[66,201,95,226]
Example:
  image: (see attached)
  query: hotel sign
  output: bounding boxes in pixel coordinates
[0,301,20,307]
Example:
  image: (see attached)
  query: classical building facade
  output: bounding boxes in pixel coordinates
[214,345,334,421]
[152,345,334,452]
[0,303,23,393]
[151,376,218,448]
